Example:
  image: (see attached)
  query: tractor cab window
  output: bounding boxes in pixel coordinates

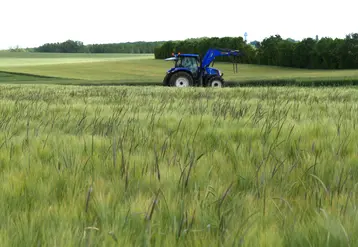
[176,56,198,70]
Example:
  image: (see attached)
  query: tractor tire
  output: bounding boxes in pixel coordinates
[169,72,193,87]
[208,76,224,88]
[163,73,170,86]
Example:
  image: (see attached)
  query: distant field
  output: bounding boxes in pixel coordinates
[0,52,152,67]
[1,52,358,85]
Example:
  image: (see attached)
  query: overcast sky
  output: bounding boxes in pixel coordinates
[0,0,356,49]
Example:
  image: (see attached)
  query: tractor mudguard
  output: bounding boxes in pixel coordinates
[169,67,193,75]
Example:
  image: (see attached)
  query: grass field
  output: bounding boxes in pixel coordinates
[1,52,358,246]
[1,52,358,85]
[1,84,358,246]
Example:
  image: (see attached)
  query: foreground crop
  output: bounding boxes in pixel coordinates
[0,85,358,246]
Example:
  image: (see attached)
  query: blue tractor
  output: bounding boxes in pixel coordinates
[162,48,243,87]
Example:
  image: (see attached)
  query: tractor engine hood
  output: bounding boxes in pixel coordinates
[205,67,222,76]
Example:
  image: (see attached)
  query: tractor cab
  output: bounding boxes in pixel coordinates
[165,53,200,75]
[175,55,200,69]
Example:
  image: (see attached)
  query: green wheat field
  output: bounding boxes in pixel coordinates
[1,52,358,246]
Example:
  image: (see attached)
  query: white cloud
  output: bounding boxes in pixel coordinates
[0,0,356,49]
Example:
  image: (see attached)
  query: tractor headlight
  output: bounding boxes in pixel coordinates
[218,70,223,76]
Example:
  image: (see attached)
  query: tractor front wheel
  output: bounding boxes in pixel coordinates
[169,72,193,87]
[208,76,224,87]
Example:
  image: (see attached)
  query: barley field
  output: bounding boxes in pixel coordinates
[0,84,357,246]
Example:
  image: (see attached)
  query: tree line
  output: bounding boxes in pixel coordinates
[154,34,358,70]
[32,40,165,54]
[154,37,257,64]
[13,33,358,70]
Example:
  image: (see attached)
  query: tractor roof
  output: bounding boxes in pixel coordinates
[164,57,177,61]
[177,54,199,57]
[164,53,199,61]
[171,53,199,57]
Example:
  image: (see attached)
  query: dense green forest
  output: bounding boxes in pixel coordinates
[154,37,256,64]
[154,34,358,69]
[21,40,165,54]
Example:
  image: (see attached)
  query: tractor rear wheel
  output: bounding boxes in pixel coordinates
[208,77,224,87]
[169,72,193,87]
